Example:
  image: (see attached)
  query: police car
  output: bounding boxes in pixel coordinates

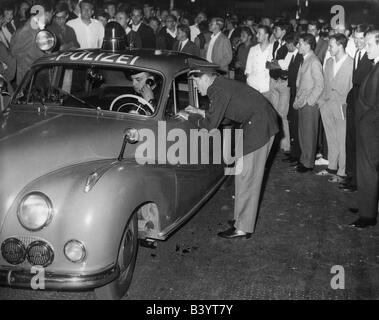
[0,23,227,299]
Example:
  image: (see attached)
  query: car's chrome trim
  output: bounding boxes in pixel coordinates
[0,265,119,291]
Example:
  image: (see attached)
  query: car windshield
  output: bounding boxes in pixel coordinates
[12,64,163,116]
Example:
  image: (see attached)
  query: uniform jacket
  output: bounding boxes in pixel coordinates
[188,76,279,155]
[204,33,233,71]
[319,55,354,112]
[294,51,324,109]
[172,40,200,56]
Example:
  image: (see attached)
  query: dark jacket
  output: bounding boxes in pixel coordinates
[270,41,289,80]
[314,37,328,64]
[356,61,379,119]
[158,27,177,51]
[126,30,142,48]
[172,40,200,56]
[287,52,303,97]
[347,52,373,114]
[134,23,156,49]
[47,23,80,51]
[188,76,279,155]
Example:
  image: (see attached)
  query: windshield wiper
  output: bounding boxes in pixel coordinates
[51,86,98,110]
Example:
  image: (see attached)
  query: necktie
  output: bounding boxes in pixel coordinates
[6,21,15,35]
[179,41,183,51]
[273,41,279,58]
[356,50,361,69]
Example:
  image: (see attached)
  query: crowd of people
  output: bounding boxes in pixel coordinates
[1,0,379,231]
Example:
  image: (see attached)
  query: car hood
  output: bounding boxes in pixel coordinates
[0,108,150,217]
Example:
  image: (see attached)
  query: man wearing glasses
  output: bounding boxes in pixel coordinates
[47,2,79,51]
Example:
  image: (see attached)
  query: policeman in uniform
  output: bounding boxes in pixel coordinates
[178,59,279,238]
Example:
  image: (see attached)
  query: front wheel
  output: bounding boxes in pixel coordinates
[95,214,138,300]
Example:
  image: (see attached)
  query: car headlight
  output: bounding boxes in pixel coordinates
[17,192,53,231]
[64,240,86,263]
[35,30,56,51]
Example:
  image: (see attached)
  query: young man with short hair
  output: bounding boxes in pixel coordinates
[293,33,324,173]
[317,33,353,182]
[173,24,200,56]
[66,0,105,49]
[205,17,233,72]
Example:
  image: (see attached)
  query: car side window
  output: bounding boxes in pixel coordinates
[165,72,197,118]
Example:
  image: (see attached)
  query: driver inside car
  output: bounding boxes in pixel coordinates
[130,71,157,113]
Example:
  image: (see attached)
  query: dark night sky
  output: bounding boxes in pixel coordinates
[125,0,378,24]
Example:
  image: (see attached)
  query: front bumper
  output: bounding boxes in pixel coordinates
[0,265,119,291]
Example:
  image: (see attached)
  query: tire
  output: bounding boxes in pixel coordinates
[95,213,138,300]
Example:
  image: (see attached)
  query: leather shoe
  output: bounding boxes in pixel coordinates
[349,208,359,213]
[217,227,252,239]
[296,164,313,173]
[227,219,235,227]
[349,217,377,229]
[340,185,357,192]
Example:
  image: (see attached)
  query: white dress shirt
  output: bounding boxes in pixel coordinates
[67,18,104,49]
[166,27,177,39]
[245,43,273,93]
[131,22,142,32]
[278,48,297,71]
[206,31,221,63]
[190,24,200,42]
[374,56,379,65]
[178,39,189,51]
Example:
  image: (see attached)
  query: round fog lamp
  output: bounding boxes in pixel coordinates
[64,240,86,263]
[36,30,56,51]
[17,192,53,231]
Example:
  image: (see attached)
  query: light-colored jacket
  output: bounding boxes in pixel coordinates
[294,51,324,109]
[318,55,353,113]
[204,32,233,71]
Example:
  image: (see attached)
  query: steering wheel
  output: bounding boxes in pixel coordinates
[110,94,155,115]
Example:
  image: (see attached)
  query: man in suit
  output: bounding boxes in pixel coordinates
[341,24,373,192]
[0,3,18,48]
[130,7,156,49]
[205,17,233,73]
[266,21,291,153]
[308,21,329,164]
[172,24,200,56]
[283,33,303,164]
[308,21,328,63]
[11,0,54,85]
[177,59,278,238]
[350,30,379,229]
[318,34,353,181]
[293,33,324,173]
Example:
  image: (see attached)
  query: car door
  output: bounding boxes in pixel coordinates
[164,71,225,221]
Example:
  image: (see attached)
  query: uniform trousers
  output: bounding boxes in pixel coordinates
[234,135,275,233]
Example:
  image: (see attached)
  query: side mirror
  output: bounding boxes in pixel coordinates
[117,128,140,161]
